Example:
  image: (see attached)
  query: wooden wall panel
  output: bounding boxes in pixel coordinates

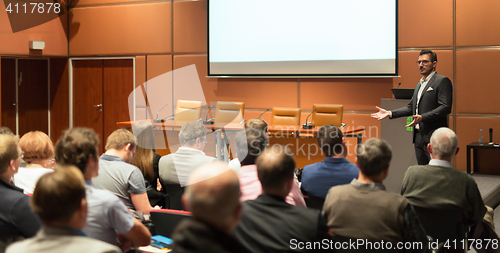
[147,55,173,119]
[456,50,500,114]
[0,11,67,56]
[134,56,147,119]
[399,0,453,48]
[136,56,146,88]
[173,0,207,53]
[455,117,500,172]
[393,50,454,89]
[147,55,173,80]
[69,2,171,56]
[172,55,215,106]
[216,78,298,109]
[70,0,152,8]
[50,58,69,142]
[456,0,500,46]
[300,79,392,111]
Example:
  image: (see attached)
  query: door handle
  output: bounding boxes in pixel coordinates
[94,104,102,112]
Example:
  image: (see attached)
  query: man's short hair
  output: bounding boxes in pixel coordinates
[430,127,458,160]
[31,165,86,224]
[0,134,20,175]
[0,127,14,135]
[317,124,344,157]
[236,128,268,166]
[178,121,207,146]
[55,127,99,174]
[105,129,136,151]
[19,131,54,163]
[356,138,392,177]
[420,49,437,62]
[185,162,240,228]
[256,145,295,191]
[244,118,268,133]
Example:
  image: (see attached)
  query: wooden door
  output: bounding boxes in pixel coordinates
[1,58,16,133]
[18,59,48,136]
[103,59,134,144]
[72,60,104,150]
[72,59,133,152]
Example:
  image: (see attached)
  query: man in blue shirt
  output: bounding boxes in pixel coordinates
[301,124,358,199]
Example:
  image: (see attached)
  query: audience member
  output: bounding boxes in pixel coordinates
[6,165,121,253]
[13,131,55,194]
[159,121,216,186]
[323,138,427,245]
[131,121,164,206]
[170,162,250,253]
[234,145,329,253]
[93,129,154,216]
[236,129,306,206]
[228,118,269,172]
[401,128,486,228]
[55,127,150,249]
[301,124,358,199]
[0,134,41,252]
[0,127,13,136]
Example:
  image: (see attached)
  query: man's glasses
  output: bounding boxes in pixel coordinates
[416,60,431,65]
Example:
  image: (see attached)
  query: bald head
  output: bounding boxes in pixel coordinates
[429,127,458,161]
[184,162,241,233]
[256,145,295,193]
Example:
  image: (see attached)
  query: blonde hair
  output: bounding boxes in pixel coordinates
[0,134,20,174]
[105,129,136,151]
[19,131,54,163]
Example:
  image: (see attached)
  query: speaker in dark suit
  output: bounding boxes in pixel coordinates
[372,50,452,165]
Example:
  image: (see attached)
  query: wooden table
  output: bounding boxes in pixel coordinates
[466,142,500,174]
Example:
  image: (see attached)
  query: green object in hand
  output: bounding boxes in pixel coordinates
[406,117,413,132]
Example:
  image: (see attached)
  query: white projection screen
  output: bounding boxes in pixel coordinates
[208,0,398,77]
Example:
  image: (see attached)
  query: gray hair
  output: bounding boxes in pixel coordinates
[356,138,392,177]
[178,121,207,146]
[430,127,457,160]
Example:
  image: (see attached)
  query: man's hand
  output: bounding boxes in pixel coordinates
[406,115,422,127]
[371,106,390,120]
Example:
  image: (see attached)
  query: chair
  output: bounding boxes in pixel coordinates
[150,209,192,238]
[162,184,185,210]
[310,104,343,127]
[303,195,325,210]
[413,206,468,252]
[271,107,301,126]
[214,101,245,124]
[172,100,202,123]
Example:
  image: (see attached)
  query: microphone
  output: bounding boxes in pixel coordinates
[398,82,401,88]
[489,128,494,145]
[153,103,168,123]
[258,109,270,118]
[203,104,216,125]
[302,109,317,129]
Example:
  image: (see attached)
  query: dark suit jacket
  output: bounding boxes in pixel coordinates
[391,73,452,143]
[233,194,330,253]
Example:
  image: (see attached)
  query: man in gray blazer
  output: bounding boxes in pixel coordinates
[6,166,121,253]
[159,121,217,187]
[372,50,453,165]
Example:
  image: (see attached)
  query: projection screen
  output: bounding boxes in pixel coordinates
[208,0,398,77]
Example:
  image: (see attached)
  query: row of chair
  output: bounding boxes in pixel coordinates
[167,100,344,127]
